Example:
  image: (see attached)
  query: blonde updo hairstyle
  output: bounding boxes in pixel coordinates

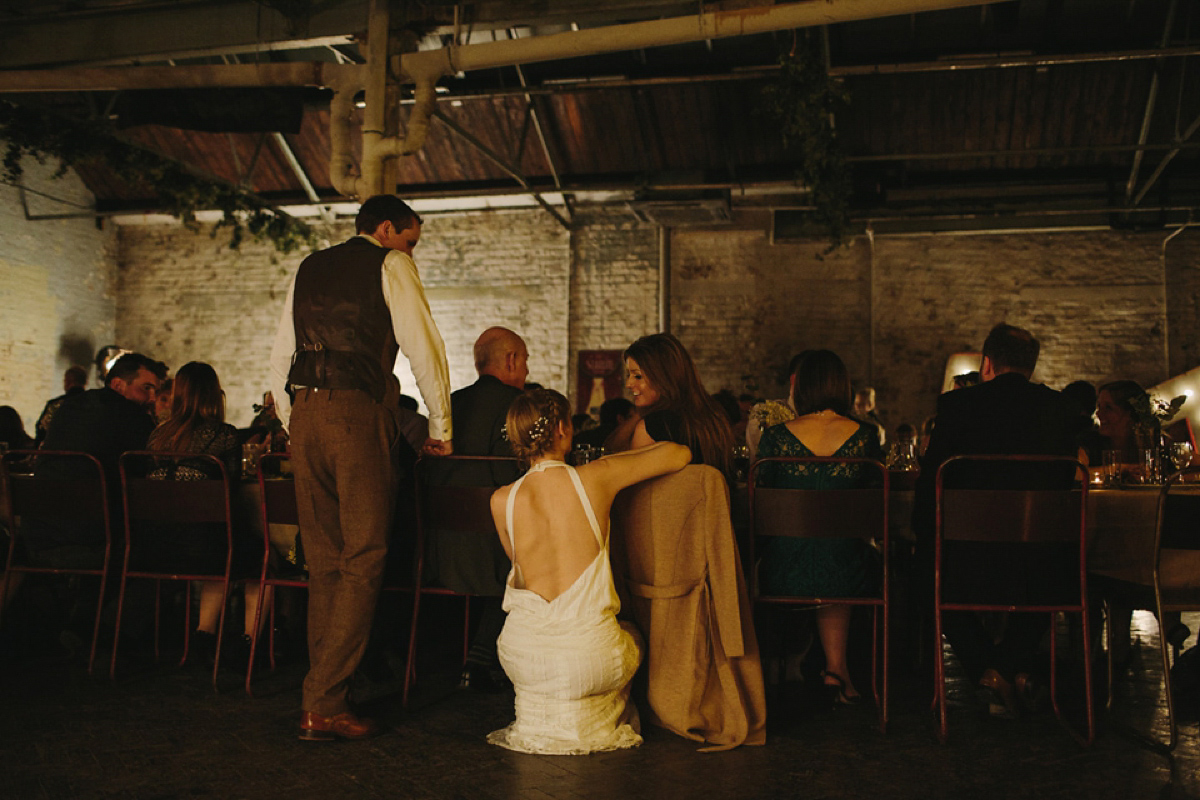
[506,387,571,465]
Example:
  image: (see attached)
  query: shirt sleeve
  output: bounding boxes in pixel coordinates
[381,250,453,442]
[267,273,298,431]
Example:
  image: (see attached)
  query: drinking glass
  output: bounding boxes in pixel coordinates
[1102,450,1121,487]
[241,442,263,478]
[1169,441,1194,473]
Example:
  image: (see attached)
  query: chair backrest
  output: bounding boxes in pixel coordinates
[415,455,518,535]
[119,451,233,527]
[1156,466,1200,554]
[258,454,298,527]
[936,454,1086,545]
[747,456,888,598]
[3,450,112,549]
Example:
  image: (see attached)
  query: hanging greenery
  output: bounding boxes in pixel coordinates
[0,100,318,254]
[759,36,852,248]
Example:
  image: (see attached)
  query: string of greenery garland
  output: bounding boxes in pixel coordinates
[759,39,852,248]
[0,100,318,254]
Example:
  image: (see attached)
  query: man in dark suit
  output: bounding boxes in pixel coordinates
[913,323,1079,714]
[433,326,527,691]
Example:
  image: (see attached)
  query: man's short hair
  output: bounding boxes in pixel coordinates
[599,397,634,427]
[64,366,88,388]
[474,327,523,373]
[982,323,1040,377]
[105,353,167,387]
[356,195,422,235]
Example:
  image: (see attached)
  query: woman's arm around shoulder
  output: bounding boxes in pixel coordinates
[583,440,691,498]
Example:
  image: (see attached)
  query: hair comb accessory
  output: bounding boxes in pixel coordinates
[527,414,550,444]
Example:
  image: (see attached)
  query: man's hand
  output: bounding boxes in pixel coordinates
[422,438,453,456]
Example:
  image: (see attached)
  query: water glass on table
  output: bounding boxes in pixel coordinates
[1101,449,1121,487]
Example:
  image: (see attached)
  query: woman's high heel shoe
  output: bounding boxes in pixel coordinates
[821,671,861,705]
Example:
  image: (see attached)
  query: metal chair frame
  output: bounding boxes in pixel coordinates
[404,454,517,707]
[1104,464,1200,752]
[111,451,234,690]
[747,455,890,733]
[245,453,299,695]
[0,450,113,674]
[934,454,1094,745]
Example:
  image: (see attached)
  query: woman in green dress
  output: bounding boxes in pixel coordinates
[754,350,882,703]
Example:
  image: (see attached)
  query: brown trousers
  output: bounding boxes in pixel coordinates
[290,388,399,715]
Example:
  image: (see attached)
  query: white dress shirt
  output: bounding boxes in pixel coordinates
[268,234,453,442]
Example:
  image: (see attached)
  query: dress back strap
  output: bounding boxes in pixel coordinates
[563,466,605,548]
[503,472,529,555]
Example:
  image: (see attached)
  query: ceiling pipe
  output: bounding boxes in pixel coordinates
[346,0,995,199]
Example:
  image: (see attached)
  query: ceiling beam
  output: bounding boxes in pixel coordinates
[0,1,369,69]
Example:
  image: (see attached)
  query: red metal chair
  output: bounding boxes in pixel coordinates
[403,454,518,707]
[0,450,113,674]
[747,456,890,733]
[111,451,234,690]
[934,454,1093,745]
[1101,464,1200,752]
[245,453,301,695]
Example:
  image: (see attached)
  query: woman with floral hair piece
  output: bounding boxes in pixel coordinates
[487,387,691,755]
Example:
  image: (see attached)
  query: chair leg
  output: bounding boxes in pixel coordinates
[110,572,130,681]
[462,595,471,667]
[1157,605,1178,752]
[881,602,890,734]
[1105,601,1115,712]
[1080,608,1096,746]
[86,570,108,676]
[934,607,948,744]
[245,580,271,697]
[211,579,230,692]
[403,588,422,708]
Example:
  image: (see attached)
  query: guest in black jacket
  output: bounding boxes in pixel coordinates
[913,323,1079,716]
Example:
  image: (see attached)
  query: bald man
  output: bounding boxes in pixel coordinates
[431,327,528,691]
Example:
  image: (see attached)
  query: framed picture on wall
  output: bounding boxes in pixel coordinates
[576,350,625,417]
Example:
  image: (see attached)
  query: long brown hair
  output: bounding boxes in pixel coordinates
[148,361,225,452]
[624,333,733,477]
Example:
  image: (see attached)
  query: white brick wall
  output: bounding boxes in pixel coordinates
[0,149,117,432]
[4,182,1198,442]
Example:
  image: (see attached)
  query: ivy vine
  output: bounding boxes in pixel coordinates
[0,100,317,254]
[759,37,852,247]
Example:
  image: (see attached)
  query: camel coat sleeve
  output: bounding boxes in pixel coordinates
[611,465,766,751]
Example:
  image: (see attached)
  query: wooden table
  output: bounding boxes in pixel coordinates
[1087,486,1200,589]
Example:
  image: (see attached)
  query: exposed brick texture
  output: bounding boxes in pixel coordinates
[118,210,571,425]
[0,152,117,432]
[4,164,1199,440]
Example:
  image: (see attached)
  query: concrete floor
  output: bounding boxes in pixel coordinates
[2,607,1198,800]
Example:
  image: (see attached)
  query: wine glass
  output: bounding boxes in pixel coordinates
[1169,441,1194,473]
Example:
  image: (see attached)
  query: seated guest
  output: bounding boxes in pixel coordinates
[487,388,691,754]
[1062,380,1102,465]
[0,406,35,451]
[434,326,528,691]
[853,386,886,447]
[143,361,264,666]
[396,393,430,455]
[914,323,1078,717]
[608,333,734,481]
[154,378,174,424]
[746,351,810,458]
[755,349,883,703]
[1096,380,1149,465]
[572,397,633,451]
[34,352,166,564]
[34,366,88,446]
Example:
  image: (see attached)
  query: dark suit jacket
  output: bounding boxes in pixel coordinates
[426,374,521,595]
[913,372,1079,547]
[34,387,156,548]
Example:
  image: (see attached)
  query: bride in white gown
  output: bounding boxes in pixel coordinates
[487,388,691,755]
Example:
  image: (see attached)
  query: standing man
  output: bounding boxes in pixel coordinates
[434,326,527,691]
[270,195,452,742]
[35,365,88,447]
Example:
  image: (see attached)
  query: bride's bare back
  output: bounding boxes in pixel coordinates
[491,442,691,603]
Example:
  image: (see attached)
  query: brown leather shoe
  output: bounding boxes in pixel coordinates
[299,710,381,741]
